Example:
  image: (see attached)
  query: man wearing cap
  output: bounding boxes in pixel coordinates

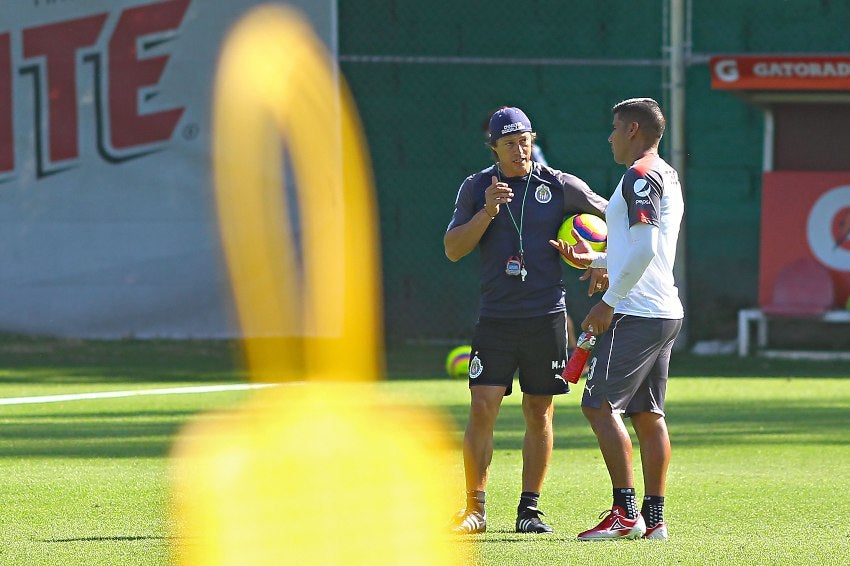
[444,106,608,534]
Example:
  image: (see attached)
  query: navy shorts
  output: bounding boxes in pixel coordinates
[581,314,682,416]
[467,312,570,396]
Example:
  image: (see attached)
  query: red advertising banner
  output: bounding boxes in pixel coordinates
[0,0,336,338]
[711,55,850,90]
[759,172,850,308]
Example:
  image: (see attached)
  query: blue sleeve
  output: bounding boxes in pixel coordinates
[556,171,608,216]
[446,174,478,232]
[622,167,662,227]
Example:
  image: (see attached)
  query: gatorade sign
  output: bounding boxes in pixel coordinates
[710,55,850,91]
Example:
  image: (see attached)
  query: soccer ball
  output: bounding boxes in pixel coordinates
[445,345,472,378]
[557,214,607,269]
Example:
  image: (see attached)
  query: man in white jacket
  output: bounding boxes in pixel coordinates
[550,97,684,541]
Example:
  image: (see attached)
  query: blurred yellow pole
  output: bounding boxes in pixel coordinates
[211,2,381,383]
[171,384,463,565]
[170,5,465,565]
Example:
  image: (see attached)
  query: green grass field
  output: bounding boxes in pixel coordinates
[1,337,849,565]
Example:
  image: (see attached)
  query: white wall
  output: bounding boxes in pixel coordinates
[0,0,336,337]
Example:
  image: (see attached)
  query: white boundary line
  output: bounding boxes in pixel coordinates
[0,383,280,406]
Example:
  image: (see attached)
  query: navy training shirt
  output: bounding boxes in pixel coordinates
[447,162,608,318]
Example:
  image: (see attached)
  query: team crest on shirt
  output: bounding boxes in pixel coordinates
[468,355,483,378]
[534,184,552,203]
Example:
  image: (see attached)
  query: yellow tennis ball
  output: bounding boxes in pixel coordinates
[445,345,471,378]
[557,214,607,269]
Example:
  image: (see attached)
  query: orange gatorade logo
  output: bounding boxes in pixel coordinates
[710,55,850,91]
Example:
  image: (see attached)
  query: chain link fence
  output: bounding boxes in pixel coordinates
[337,0,850,355]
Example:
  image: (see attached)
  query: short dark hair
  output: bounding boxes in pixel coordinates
[612,98,665,140]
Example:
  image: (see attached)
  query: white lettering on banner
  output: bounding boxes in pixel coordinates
[0,0,190,178]
[753,61,850,79]
[714,59,739,82]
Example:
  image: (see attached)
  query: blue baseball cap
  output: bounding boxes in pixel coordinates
[488,107,533,143]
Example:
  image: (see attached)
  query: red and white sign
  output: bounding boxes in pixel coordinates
[710,55,850,91]
[0,0,190,176]
[0,0,335,338]
[759,172,850,308]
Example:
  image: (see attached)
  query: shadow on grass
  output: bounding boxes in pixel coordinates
[7,337,845,383]
[0,410,201,459]
[668,398,850,446]
[4,395,847,461]
[40,535,170,543]
[440,400,598,452]
[0,336,247,384]
[669,353,850,378]
[385,343,850,379]
[440,393,850,452]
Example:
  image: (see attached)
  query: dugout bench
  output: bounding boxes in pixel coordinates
[737,307,850,357]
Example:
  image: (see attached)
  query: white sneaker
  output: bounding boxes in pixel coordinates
[642,521,668,540]
[450,509,486,534]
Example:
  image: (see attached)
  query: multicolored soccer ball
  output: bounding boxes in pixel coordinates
[556,214,607,269]
[445,345,472,378]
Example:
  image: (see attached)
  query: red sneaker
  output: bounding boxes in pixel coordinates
[577,506,646,540]
[642,521,668,540]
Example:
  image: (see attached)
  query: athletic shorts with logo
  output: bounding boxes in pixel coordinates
[467,312,570,396]
[582,314,682,416]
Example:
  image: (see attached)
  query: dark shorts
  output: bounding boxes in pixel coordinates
[468,312,569,396]
[581,314,682,416]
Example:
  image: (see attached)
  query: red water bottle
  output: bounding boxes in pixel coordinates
[562,332,596,383]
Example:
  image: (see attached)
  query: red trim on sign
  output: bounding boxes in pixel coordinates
[710,55,850,91]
